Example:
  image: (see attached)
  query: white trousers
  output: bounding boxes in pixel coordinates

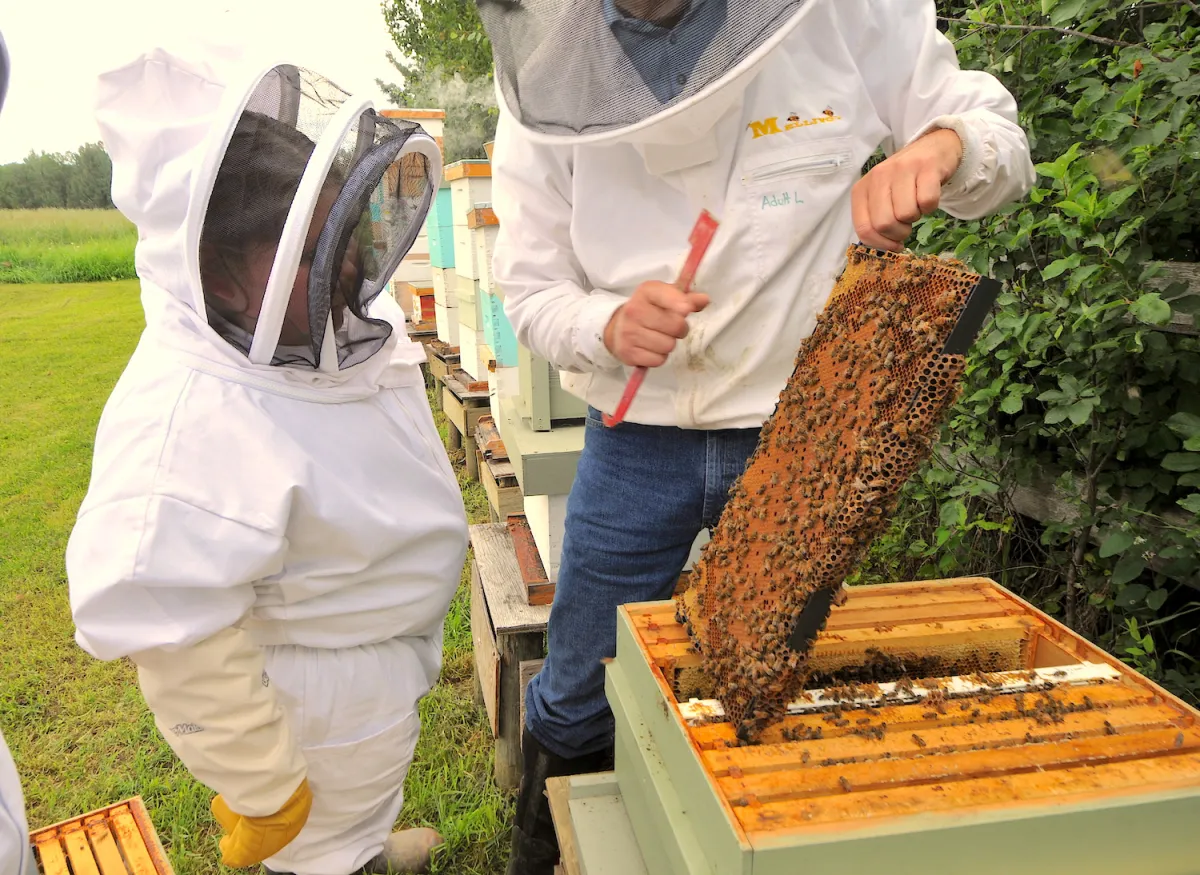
[260,636,436,875]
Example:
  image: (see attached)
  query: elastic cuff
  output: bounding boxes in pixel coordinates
[912,114,980,193]
[575,293,627,372]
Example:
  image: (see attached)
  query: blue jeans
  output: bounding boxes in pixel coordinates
[524,407,761,758]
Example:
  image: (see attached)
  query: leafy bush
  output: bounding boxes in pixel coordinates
[855,0,1200,704]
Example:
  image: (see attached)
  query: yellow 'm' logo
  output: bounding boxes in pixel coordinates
[748,107,843,139]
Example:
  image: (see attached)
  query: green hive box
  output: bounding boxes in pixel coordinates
[551,578,1200,875]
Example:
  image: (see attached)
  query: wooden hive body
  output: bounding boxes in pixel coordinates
[591,579,1200,875]
[30,797,173,875]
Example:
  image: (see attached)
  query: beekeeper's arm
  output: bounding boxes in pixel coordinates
[491,109,627,375]
[67,498,309,868]
[860,0,1035,222]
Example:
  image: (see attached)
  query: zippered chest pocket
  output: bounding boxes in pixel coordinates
[739,136,857,281]
[742,149,852,186]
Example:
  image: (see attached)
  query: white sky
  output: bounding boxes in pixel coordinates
[0,0,404,163]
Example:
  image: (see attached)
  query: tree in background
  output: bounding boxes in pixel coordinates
[378,0,498,163]
[0,142,114,209]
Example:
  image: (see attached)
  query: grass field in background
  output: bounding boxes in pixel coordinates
[0,210,137,284]
[0,280,510,874]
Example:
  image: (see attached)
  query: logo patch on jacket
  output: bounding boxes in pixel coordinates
[748,107,842,140]
[170,723,205,736]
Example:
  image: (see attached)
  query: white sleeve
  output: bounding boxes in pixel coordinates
[67,495,281,659]
[491,108,625,375]
[0,729,34,875]
[67,500,304,817]
[861,0,1036,220]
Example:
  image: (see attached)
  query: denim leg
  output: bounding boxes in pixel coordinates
[524,410,710,758]
[524,409,762,759]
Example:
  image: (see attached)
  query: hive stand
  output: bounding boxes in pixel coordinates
[474,415,524,524]
[470,522,552,790]
[551,578,1200,875]
[425,340,459,406]
[30,797,174,875]
[441,369,489,480]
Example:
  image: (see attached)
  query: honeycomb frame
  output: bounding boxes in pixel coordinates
[676,245,1000,743]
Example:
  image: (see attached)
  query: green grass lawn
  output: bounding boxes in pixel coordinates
[0,280,510,874]
[0,210,137,284]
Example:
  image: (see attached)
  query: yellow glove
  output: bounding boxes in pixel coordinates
[211,778,313,869]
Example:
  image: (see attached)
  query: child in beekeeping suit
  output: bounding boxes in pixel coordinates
[64,41,468,875]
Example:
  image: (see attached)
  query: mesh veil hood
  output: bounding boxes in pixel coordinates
[95,40,442,396]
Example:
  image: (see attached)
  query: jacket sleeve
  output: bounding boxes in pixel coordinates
[490,108,625,375]
[861,0,1036,220]
[67,498,305,817]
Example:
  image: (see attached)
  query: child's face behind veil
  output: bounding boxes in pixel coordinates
[213,190,361,347]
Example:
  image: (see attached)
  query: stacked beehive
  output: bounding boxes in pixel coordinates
[445,160,493,380]
[380,109,445,317]
[428,180,458,346]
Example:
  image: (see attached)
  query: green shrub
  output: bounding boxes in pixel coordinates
[855,1,1200,704]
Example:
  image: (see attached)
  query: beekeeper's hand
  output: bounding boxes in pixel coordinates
[211,778,313,869]
[604,280,711,368]
[851,127,963,253]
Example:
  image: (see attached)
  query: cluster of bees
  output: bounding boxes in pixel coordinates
[675,245,994,744]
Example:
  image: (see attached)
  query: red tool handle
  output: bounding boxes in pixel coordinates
[602,210,720,428]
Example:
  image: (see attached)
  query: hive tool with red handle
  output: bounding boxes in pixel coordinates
[602,210,721,428]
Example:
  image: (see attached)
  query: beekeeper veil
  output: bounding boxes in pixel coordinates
[198,66,439,371]
[476,0,817,146]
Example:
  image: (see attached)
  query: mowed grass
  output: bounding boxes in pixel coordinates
[0,280,510,874]
[0,210,137,284]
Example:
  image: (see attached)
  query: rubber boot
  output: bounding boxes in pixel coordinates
[360,828,443,874]
[505,727,613,875]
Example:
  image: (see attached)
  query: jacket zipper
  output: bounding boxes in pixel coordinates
[744,152,849,185]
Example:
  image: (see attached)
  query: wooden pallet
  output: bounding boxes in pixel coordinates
[31,797,173,875]
[595,578,1200,874]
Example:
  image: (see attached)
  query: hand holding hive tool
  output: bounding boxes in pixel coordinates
[602,210,720,428]
[676,245,1002,743]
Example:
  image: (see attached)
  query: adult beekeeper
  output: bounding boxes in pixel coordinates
[1,30,36,875]
[475,0,1037,871]
[65,42,468,875]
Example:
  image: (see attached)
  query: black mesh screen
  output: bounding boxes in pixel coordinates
[198,67,435,369]
[476,0,814,139]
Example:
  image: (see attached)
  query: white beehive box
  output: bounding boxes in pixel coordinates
[380,108,446,151]
[523,493,568,584]
[459,328,486,381]
[456,275,485,332]
[432,267,458,309]
[473,219,500,293]
[435,302,460,347]
[447,160,492,236]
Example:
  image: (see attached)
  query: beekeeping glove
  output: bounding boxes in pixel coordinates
[130,626,310,865]
[211,778,313,868]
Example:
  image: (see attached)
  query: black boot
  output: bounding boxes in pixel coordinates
[505,727,613,875]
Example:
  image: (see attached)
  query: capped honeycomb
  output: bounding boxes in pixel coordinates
[676,245,999,743]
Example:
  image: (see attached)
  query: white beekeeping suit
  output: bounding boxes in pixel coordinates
[0,730,34,875]
[65,41,467,875]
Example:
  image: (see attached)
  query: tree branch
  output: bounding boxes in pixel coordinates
[938,16,1142,49]
[937,16,1175,61]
